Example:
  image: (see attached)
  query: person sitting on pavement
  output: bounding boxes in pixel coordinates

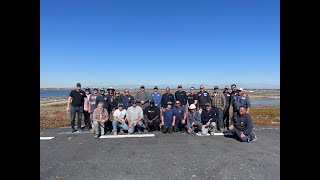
[186,104,202,134]
[161,101,176,134]
[143,101,161,132]
[172,100,186,133]
[92,102,109,138]
[112,103,128,135]
[201,103,218,136]
[126,100,144,134]
[228,106,257,142]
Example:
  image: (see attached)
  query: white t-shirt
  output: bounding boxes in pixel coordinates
[113,109,127,120]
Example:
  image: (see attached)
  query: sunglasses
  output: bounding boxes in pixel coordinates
[200,88,204,89]
[115,93,119,94]
[176,103,180,104]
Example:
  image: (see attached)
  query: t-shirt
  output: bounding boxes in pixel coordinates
[69,89,86,107]
[175,91,187,106]
[113,109,127,120]
[162,108,175,127]
[89,93,99,110]
[144,106,160,120]
[187,93,198,105]
[172,106,185,121]
[126,106,143,122]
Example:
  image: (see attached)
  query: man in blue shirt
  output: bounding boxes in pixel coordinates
[172,100,186,133]
[161,101,176,133]
[232,88,251,117]
[120,89,135,110]
[150,86,162,107]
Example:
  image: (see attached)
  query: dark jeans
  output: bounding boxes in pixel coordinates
[174,118,186,132]
[144,118,161,132]
[214,107,224,130]
[230,128,256,142]
[162,126,173,133]
[70,106,83,130]
[223,106,230,128]
[83,110,91,128]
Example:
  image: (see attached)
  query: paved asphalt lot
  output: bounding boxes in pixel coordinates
[40,124,280,180]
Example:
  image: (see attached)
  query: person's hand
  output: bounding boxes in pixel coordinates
[221,107,224,111]
[121,119,125,125]
[191,122,195,127]
[88,108,92,113]
[229,125,234,130]
[188,128,192,132]
[172,122,175,126]
[141,101,144,104]
[66,107,70,112]
[161,121,164,126]
[134,121,137,127]
[240,132,245,138]
[181,119,185,124]
[129,123,132,128]
[206,122,210,126]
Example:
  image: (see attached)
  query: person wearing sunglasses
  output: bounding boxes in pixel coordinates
[197,85,211,112]
[172,100,186,133]
[113,90,122,110]
[161,101,176,133]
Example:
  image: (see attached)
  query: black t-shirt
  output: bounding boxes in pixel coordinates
[144,106,160,120]
[187,93,198,105]
[201,108,217,125]
[69,90,86,107]
[175,91,187,105]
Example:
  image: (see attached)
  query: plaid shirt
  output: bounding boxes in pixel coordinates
[210,91,226,109]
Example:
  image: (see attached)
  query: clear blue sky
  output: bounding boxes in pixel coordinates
[40,0,279,88]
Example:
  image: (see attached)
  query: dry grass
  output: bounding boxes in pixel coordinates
[40,104,280,129]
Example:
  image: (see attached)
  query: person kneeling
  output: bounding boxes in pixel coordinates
[144,101,161,132]
[186,104,202,134]
[161,102,176,133]
[126,100,144,134]
[201,103,217,135]
[228,106,257,142]
[112,103,129,135]
[92,102,109,138]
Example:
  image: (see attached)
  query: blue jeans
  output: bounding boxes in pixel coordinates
[70,106,83,130]
[230,128,255,142]
[128,121,143,134]
[112,120,129,131]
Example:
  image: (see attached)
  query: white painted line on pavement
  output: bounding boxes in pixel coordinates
[58,131,91,134]
[99,134,155,138]
[40,137,55,140]
[214,132,233,136]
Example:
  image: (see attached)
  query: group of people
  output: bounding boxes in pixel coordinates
[66,83,257,142]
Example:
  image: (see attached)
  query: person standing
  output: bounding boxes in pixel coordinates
[88,87,99,133]
[175,85,187,107]
[120,89,135,110]
[229,84,238,120]
[83,88,91,130]
[150,86,162,107]
[172,100,186,133]
[135,85,150,110]
[210,86,226,132]
[113,90,122,110]
[161,87,175,111]
[223,86,232,130]
[187,87,198,110]
[232,88,251,117]
[197,85,211,112]
[66,83,87,133]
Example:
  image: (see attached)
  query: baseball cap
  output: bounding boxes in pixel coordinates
[118,103,123,107]
[100,88,105,92]
[150,100,155,104]
[238,88,244,91]
[205,103,211,106]
[189,104,196,109]
[178,85,182,88]
[214,86,219,89]
[225,86,229,89]
[140,85,145,88]
[190,87,195,90]
[107,87,115,91]
[93,87,98,91]
[132,100,137,104]
[154,86,158,89]
[76,83,81,87]
[85,87,90,91]
[167,101,173,105]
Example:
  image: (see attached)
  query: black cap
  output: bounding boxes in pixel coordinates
[76,83,81,87]
[178,85,182,88]
[107,87,115,91]
[140,85,145,88]
[231,84,236,87]
[118,103,123,107]
[85,87,90,91]
[100,88,105,92]
[132,100,137,104]
[154,86,158,89]
[214,86,219,89]
[150,100,155,104]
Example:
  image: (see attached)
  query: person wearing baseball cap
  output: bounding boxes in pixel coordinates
[143,100,161,132]
[223,86,232,130]
[197,85,211,111]
[150,86,162,107]
[120,89,135,110]
[201,103,217,135]
[88,87,100,133]
[186,104,202,134]
[161,101,176,133]
[229,84,238,123]
[96,87,109,132]
[126,99,144,134]
[232,87,251,117]
[187,87,198,111]
[135,85,150,110]
[112,102,129,135]
[175,85,187,108]
[66,82,86,133]
[210,86,226,132]
[172,100,187,133]
[83,88,92,130]
[161,87,175,111]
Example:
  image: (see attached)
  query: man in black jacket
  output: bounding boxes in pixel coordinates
[201,103,217,135]
[229,106,257,142]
